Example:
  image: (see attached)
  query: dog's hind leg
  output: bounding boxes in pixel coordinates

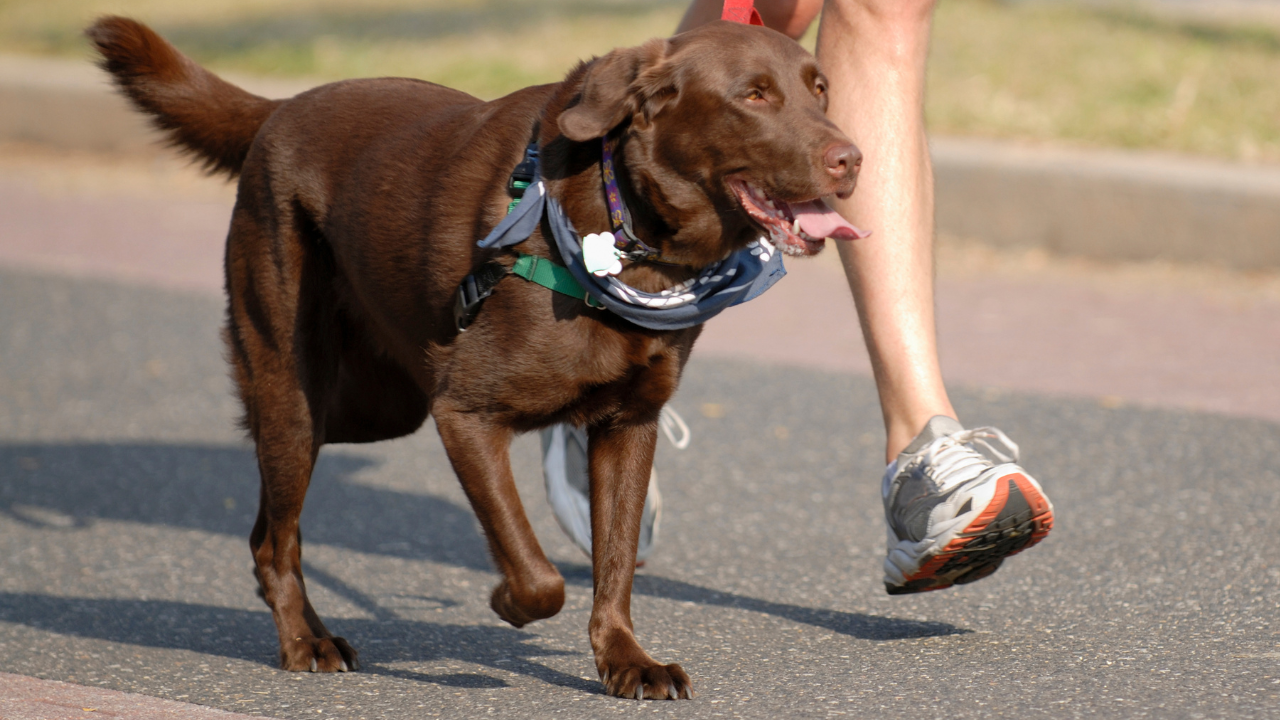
[224,188,358,673]
[433,406,566,627]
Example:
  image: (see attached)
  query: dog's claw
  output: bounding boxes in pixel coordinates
[282,636,359,673]
[600,661,692,701]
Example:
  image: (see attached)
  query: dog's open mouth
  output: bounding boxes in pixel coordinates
[729,179,870,257]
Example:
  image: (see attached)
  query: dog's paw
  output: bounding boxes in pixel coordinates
[280,635,359,673]
[601,661,693,700]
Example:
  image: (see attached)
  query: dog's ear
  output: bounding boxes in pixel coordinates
[559,38,674,142]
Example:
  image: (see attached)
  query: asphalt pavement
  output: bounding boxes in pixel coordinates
[1,267,1277,719]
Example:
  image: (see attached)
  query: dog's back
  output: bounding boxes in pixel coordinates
[88,15,551,376]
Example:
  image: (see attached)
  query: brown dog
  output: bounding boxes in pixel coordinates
[89,16,860,700]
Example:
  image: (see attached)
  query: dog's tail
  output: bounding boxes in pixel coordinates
[87,16,283,178]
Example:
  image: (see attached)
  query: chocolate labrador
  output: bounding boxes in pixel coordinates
[89,15,861,700]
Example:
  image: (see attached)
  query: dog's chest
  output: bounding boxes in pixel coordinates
[444,308,692,426]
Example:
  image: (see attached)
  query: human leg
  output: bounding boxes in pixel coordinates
[549,0,1052,585]
[815,0,956,463]
[813,0,1054,592]
[684,0,1054,593]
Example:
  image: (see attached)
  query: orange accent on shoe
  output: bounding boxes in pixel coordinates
[898,472,1054,592]
[1013,474,1054,547]
[968,472,1016,533]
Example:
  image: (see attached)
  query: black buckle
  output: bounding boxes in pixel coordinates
[454,261,509,332]
[507,142,539,198]
[609,221,662,263]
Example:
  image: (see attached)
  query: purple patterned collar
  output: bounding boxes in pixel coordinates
[600,135,675,264]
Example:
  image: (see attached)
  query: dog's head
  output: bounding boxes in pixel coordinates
[557,21,865,266]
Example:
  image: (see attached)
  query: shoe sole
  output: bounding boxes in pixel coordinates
[886,472,1054,595]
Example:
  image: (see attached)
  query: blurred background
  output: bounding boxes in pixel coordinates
[2,0,1279,159]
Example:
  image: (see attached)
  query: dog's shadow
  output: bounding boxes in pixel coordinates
[0,590,591,692]
[0,441,966,689]
[0,441,492,571]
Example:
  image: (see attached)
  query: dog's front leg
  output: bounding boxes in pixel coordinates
[434,407,565,627]
[587,418,693,700]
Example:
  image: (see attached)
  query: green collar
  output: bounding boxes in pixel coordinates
[511,253,604,308]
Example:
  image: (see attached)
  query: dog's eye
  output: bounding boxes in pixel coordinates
[814,83,826,97]
[746,89,765,102]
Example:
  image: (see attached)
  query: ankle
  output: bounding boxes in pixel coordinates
[883,410,957,463]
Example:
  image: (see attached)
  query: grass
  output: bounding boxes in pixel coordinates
[928,0,1280,162]
[3,0,1278,162]
[0,0,690,99]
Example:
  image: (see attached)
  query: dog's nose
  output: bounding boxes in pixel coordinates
[823,143,862,182]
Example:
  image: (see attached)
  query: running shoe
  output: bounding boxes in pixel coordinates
[882,415,1054,594]
[541,407,689,563]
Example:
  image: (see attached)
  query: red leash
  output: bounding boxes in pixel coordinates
[721,0,764,26]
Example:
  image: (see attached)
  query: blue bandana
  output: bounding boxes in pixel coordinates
[476,167,786,331]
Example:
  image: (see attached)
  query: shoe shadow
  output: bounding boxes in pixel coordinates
[559,564,966,642]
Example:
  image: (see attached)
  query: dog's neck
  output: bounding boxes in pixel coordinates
[538,77,706,295]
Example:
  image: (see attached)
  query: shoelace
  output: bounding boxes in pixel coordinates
[658,406,691,450]
[920,427,1020,491]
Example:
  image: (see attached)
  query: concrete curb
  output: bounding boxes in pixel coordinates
[4,53,1278,271]
[933,138,1280,271]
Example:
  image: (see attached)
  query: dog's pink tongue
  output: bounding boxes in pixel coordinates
[791,199,870,240]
